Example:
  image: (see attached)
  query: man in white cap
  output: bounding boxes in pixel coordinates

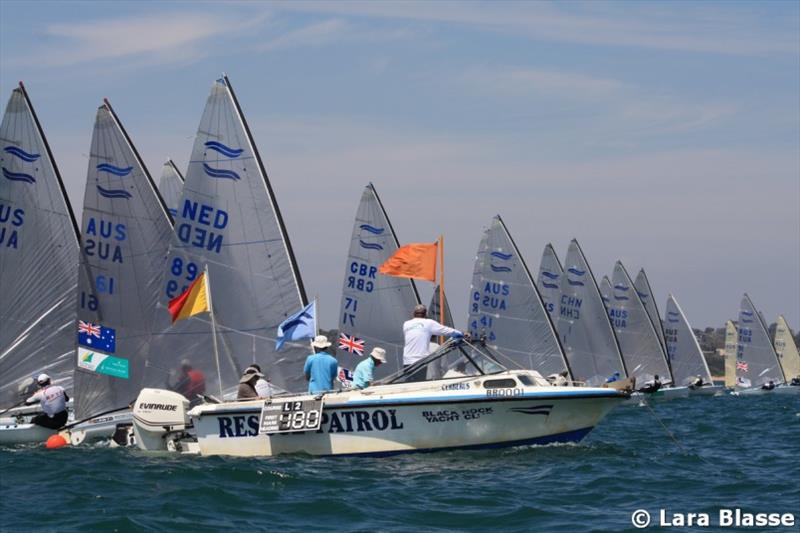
[403,304,463,367]
[353,347,387,390]
[304,335,338,394]
[24,374,69,429]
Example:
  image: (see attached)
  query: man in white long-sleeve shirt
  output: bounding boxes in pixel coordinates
[403,305,463,367]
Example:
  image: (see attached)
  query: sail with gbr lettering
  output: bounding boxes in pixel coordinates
[337,183,420,377]
[663,295,714,387]
[148,76,309,396]
[467,216,568,377]
[73,100,174,419]
[536,243,563,319]
[606,261,671,385]
[774,315,800,383]
[0,83,80,408]
[735,294,784,387]
[556,240,626,385]
[157,159,184,217]
[723,320,737,388]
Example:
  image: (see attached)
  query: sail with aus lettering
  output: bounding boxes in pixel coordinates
[556,240,626,385]
[148,76,309,396]
[774,315,800,383]
[337,183,420,377]
[157,159,184,217]
[467,216,569,377]
[536,243,563,319]
[663,295,714,387]
[633,269,667,352]
[723,320,737,388]
[0,83,80,408]
[73,100,174,420]
[606,261,671,384]
[736,294,784,387]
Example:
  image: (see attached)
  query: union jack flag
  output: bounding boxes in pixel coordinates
[78,321,101,337]
[736,361,749,372]
[338,333,365,356]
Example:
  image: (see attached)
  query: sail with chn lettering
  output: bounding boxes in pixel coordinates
[735,294,784,388]
[556,240,626,385]
[467,216,568,377]
[536,243,563,319]
[147,76,309,397]
[157,159,184,217]
[73,100,174,419]
[0,83,80,408]
[337,183,420,377]
[663,295,714,387]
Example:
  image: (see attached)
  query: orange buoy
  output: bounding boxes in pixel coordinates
[45,434,68,449]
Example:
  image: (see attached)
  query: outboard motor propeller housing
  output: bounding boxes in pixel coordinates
[132,388,190,451]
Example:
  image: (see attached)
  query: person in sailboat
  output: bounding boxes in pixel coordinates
[246,364,273,398]
[689,376,706,389]
[304,335,338,394]
[24,374,69,430]
[237,367,264,400]
[761,380,776,391]
[791,376,800,386]
[638,375,662,394]
[168,359,206,401]
[403,305,463,369]
[352,347,387,390]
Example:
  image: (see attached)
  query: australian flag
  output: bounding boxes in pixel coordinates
[77,320,116,353]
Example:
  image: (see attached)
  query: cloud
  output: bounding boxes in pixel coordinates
[14,12,264,67]
[274,0,797,56]
[464,65,628,99]
[257,18,349,51]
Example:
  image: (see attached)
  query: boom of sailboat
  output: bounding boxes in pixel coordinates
[1,77,797,455]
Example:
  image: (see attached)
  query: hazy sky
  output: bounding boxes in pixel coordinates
[2,0,798,330]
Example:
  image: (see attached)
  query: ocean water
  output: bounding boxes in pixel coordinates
[1,394,798,532]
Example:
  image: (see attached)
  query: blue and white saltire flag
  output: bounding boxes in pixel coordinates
[276,300,317,351]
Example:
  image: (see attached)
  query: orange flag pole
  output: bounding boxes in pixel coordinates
[438,235,445,326]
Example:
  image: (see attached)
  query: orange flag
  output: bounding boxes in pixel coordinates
[168,273,210,323]
[379,242,438,282]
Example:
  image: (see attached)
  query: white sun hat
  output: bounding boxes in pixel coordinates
[370,347,387,363]
[311,335,332,349]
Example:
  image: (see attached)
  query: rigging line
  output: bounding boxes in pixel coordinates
[641,400,715,467]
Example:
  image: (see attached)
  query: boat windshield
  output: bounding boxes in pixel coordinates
[382,339,509,384]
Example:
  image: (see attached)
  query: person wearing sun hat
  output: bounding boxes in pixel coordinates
[353,347,387,390]
[303,335,338,394]
[237,367,264,400]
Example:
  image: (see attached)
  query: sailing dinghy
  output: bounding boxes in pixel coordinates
[663,295,718,396]
[0,83,80,444]
[723,320,738,389]
[467,216,570,380]
[157,159,184,217]
[773,315,800,390]
[66,99,175,444]
[734,294,789,395]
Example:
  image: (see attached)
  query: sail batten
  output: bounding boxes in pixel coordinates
[467,216,569,377]
[0,84,80,407]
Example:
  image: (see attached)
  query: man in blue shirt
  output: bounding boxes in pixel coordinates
[304,335,338,394]
[353,347,387,390]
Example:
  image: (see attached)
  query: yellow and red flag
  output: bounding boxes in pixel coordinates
[378,242,438,282]
[168,273,209,323]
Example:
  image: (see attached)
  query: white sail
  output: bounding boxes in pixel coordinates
[73,100,174,420]
[633,269,667,353]
[556,240,626,385]
[736,294,785,387]
[664,295,714,386]
[467,216,568,377]
[0,83,80,408]
[536,243,563,318]
[148,76,309,396]
[337,183,420,376]
[157,159,184,217]
[724,320,737,388]
[774,315,800,383]
[606,261,671,384]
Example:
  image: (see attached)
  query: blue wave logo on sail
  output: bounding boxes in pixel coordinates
[542,282,559,289]
[490,251,513,260]
[97,185,132,199]
[541,271,559,288]
[3,146,40,162]
[567,279,584,286]
[614,295,629,301]
[203,163,241,181]
[567,267,585,276]
[96,163,133,176]
[490,264,512,273]
[636,290,649,300]
[359,240,383,251]
[667,311,680,323]
[566,267,585,286]
[359,224,385,235]
[613,284,629,300]
[614,284,629,292]
[741,310,754,323]
[204,141,244,159]
[2,167,36,184]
